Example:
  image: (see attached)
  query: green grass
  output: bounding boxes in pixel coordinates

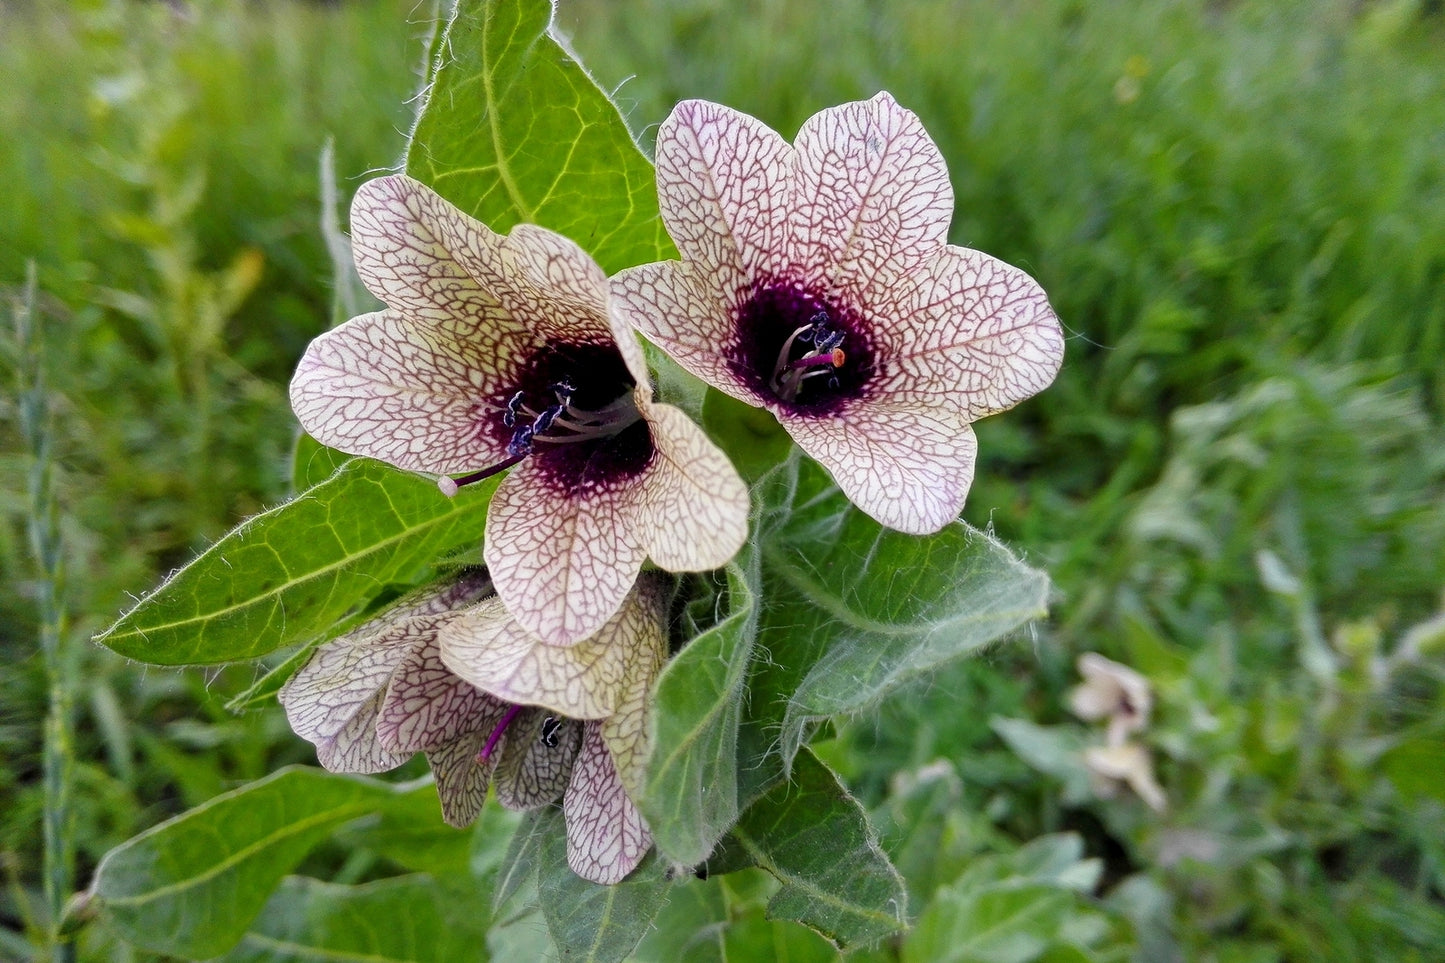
[3,0,1443,958]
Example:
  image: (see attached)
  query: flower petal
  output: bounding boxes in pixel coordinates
[874,246,1064,420]
[784,404,977,535]
[425,728,492,827]
[493,709,583,811]
[349,175,514,328]
[654,98,794,295]
[279,632,413,773]
[564,722,652,884]
[484,462,646,646]
[314,690,410,774]
[598,580,668,800]
[626,403,750,571]
[787,92,953,301]
[611,260,763,406]
[438,595,632,720]
[377,629,512,753]
[289,310,512,473]
[279,576,492,769]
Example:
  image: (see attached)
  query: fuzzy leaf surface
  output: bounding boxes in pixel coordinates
[224,875,489,963]
[755,457,1052,770]
[405,0,673,274]
[92,767,400,959]
[728,749,906,948]
[96,460,497,665]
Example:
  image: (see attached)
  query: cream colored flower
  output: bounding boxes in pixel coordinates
[1068,652,1153,746]
[290,175,747,646]
[279,573,669,884]
[1084,742,1167,813]
[612,93,1063,534]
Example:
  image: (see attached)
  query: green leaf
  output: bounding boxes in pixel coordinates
[535,809,675,963]
[332,781,478,877]
[641,559,759,866]
[728,749,906,949]
[755,456,1052,770]
[406,0,673,274]
[701,387,793,485]
[292,431,353,493]
[223,642,318,713]
[91,767,397,959]
[903,884,1074,963]
[95,459,498,665]
[989,718,1095,805]
[493,807,553,914]
[224,875,490,963]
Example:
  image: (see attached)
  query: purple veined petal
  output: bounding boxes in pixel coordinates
[439,595,633,720]
[426,727,493,827]
[492,709,583,811]
[279,575,493,769]
[654,98,796,298]
[624,403,750,573]
[784,403,978,535]
[597,580,669,800]
[377,628,514,753]
[872,245,1065,421]
[492,225,622,359]
[484,460,648,647]
[611,260,764,408]
[313,689,411,774]
[564,722,652,885]
[349,175,512,327]
[786,92,954,304]
[279,630,415,772]
[289,309,520,474]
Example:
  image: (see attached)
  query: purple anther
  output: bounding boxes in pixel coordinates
[549,378,575,403]
[531,403,563,435]
[503,390,526,428]
[817,329,846,352]
[508,425,535,457]
[540,715,563,748]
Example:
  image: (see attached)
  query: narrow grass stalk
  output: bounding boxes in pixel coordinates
[15,263,78,962]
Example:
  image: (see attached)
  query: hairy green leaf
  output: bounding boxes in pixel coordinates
[96,459,497,665]
[224,875,489,963]
[755,457,1052,771]
[92,767,397,959]
[535,810,674,963]
[406,0,673,274]
[641,559,759,866]
[728,749,906,948]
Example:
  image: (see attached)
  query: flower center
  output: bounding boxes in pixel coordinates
[731,283,873,415]
[438,342,653,496]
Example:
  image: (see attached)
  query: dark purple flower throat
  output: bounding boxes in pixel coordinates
[730,283,874,415]
[441,341,653,497]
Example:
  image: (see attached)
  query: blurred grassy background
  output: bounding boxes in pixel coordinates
[3,0,1443,958]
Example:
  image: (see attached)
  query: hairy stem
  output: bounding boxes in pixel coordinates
[15,263,78,961]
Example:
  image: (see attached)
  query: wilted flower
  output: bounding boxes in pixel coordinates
[290,175,747,646]
[613,93,1063,534]
[1068,652,1153,746]
[1084,742,1167,813]
[279,573,668,884]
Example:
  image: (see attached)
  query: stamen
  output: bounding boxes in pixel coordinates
[787,347,846,371]
[508,425,535,457]
[477,704,525,764]
[502,391,526,428]
[437,454,526,496]
[540,716,562,748]
[531,403,564,435]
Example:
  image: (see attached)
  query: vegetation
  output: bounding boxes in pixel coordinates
[3,0,1442,958]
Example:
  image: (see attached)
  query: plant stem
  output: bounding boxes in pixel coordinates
[16,263,78,962]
